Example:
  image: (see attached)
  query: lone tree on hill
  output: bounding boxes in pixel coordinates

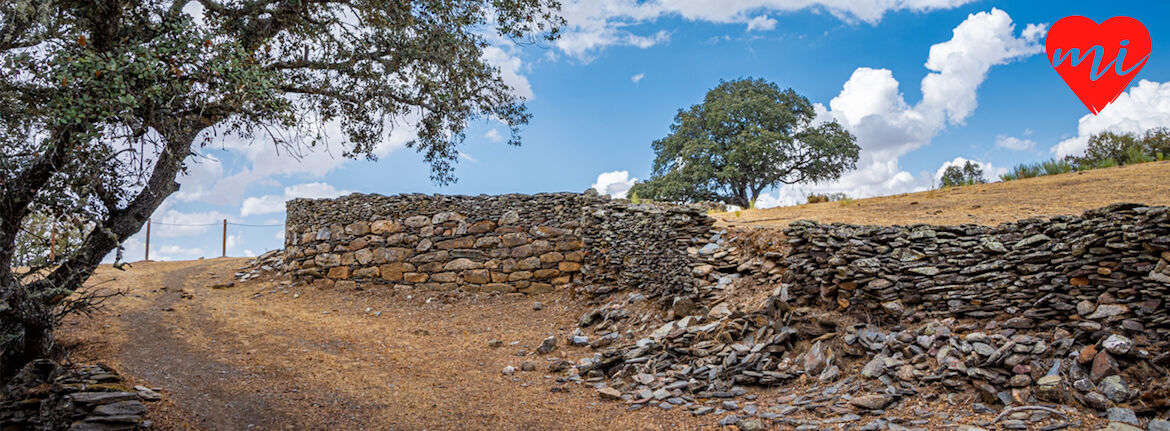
[939,161,986,187]
[629,78,859,209]
[0,0,562,379]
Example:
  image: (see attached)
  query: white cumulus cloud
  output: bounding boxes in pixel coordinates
[174,154,224,202]
[631,73,645,83]
[158,245,205,257]
[592,170,638,198]
[482,45,534,100]
[225,233,242,253]
[919,15,1046,125]
[756,8,1043,207]
[152,207,232,238]
[1051,79,1170,159]
[241,182,352,217]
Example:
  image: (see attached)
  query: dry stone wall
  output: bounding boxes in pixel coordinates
[283,193,714,296]
[575,204,1170,425]
[780,203,1170,334]
[1,360,158,430]
[577,202,715,299]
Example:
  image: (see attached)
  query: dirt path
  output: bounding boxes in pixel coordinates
[115,262,304,430]
[59,259,716,431]
[62,260,329,430]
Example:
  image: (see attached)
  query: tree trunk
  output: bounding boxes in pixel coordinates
[729,195,751,209]
[0,274,54,381]
[749,184,766,209]
[0,127,196,381]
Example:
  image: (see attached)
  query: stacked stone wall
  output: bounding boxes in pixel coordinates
[779,203,1170,334]
[283,193,714,296]
[582,204,1170,421]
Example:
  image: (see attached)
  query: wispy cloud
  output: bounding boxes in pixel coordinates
[553,0,975,60]
[995,135,1036,151]
[458,151,480,164]
[746,15,777,32]
[484,128,504,143]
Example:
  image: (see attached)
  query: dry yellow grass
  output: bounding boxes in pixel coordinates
[60,259,724,430]
[55,163,1165,429]
[718,160,1170,228]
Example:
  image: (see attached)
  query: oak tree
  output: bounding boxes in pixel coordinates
[630,78,858,208]
[0,0,562,379]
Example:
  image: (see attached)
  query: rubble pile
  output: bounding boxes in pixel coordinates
[553,204,1170,429]
[233,249,284,283]
[0,360,159,430]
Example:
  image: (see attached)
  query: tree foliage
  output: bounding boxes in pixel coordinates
[629,78,858,208]
[939,161,986,187]
[1067,127,1170,168]
[0,0,562,379]
[12,211,90,269]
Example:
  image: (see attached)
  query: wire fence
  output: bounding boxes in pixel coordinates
[142,219,284,261]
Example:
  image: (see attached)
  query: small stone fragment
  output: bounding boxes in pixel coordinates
[597,387,622,400]
[537,336,557,354]
[850,394,894,410]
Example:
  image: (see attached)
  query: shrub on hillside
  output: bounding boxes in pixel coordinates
[1000,128,1167,182]
[806,192,849,204]
[940,161,986,187]
[1000,159,1073,181]
[1041,159,1074,176]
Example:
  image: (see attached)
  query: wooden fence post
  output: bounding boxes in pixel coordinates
[145,219,151,261]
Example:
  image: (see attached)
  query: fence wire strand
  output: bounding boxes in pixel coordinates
[150,221,283,227]
[136,218,284,261]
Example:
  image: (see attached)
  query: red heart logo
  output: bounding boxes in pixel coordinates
[1046,16,1151,114]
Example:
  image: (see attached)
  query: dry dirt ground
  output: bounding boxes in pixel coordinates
[57,259,1109,431]
[53,163,1169,430]
[58,259,722,431]
[718,160,1170,228]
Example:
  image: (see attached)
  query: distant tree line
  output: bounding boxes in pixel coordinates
[1001,128,1169,181]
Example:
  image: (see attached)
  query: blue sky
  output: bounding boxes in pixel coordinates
[121,0,1170,261]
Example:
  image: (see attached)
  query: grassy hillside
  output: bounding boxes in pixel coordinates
[718,160,1170,227]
